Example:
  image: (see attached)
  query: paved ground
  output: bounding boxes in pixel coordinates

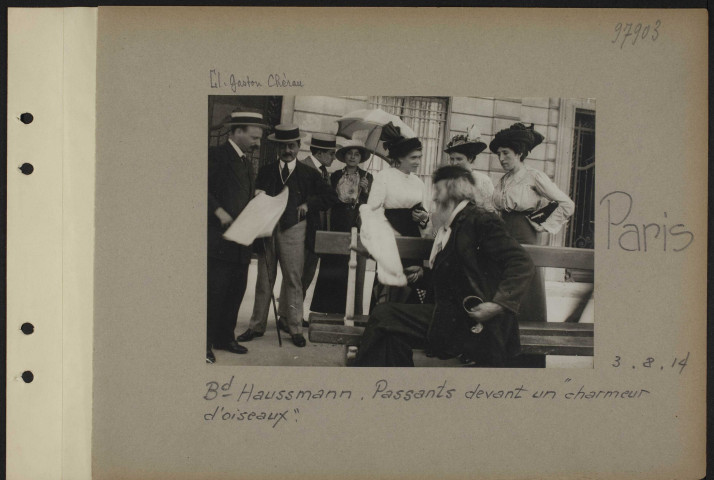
[211,260,594,368]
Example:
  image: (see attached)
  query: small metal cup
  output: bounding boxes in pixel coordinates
[463,296,484,312]
[462,296,484,334]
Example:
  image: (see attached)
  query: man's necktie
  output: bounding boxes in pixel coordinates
[320,164,329,182]
[281,162,290,183]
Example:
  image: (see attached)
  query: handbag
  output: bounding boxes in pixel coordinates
[526,200,558,226]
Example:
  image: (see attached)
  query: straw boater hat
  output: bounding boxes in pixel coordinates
[224,111,269,129]
[335,139,372,163]
[444,125,487,158]
[489,122,544,156]
[267,124,302,143]
[307,133,338,150]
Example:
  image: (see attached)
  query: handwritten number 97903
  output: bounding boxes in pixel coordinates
[612,21,660,49]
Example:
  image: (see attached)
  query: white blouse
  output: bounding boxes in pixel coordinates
[493,165,575,234]
[367,167,426,210]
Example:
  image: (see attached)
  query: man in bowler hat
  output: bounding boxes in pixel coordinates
[278,132,337,329]
[207,112,268,363]
[237,125,337,347]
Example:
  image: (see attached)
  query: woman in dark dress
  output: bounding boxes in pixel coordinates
[310,140,373,314]
[490,122,575,367]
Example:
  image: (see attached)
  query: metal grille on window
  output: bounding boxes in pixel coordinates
[368,96,449,210]
[565,109,595,282]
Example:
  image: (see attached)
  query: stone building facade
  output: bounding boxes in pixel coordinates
[209,95,595,280]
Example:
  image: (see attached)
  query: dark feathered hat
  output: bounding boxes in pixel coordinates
[380,122,422,161]
[489,122,544,156]
[444,124,487,158]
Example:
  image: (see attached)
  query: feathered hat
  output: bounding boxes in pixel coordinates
[489,122,544,155]
[380,122,422,161]
[444,124,488,158]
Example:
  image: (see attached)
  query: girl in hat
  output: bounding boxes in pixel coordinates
[366,123,430,305]
[444,125,496,212]
[490,122,575,367]
[310,140,374,314]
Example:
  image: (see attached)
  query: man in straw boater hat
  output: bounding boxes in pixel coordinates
[237,125,337,348]
[207,111,268,363]
[276,133,338,330]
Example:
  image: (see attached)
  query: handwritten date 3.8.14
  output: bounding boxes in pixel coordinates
[612,21,660,49]
[611,352,689,374]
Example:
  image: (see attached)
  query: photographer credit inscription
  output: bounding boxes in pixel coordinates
[209,69,304,91]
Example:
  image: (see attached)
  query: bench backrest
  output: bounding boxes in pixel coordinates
[314,231,594,270]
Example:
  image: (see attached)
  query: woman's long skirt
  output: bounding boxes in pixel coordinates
[501,211,547,368]
[310,202,362,314]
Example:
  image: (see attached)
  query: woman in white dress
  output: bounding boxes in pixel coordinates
[367,123,429,237]
[367,122,430,304]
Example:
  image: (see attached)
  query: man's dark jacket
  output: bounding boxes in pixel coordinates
[207,142,254,264]
[255,160,337,249]
[426,202,535,365]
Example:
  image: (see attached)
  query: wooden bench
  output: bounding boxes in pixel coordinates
[308,228,594,362]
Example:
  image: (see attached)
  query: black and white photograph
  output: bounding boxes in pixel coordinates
[8,6,707,480]
[206,95,596,368]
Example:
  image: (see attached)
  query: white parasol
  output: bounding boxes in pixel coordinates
[336,108,417,162]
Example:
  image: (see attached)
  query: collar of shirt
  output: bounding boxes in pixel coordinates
[280,158,297,174]
[228,138,246,158]
[429,200,469,267]
[307,155,323,171]
[391,166,412,179]
[504,164,530,184]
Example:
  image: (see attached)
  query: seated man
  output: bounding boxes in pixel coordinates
[353,165,535,367]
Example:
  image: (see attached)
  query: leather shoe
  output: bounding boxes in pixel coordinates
[213,340,248,354]
[236,329,264,342]
[291,334,306,348]
[206,345,216,364]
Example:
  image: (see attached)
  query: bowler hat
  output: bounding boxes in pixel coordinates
[267,124,302,143]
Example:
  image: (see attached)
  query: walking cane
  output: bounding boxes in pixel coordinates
[261,236,283,347]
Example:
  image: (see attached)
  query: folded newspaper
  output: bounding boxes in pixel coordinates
[223,188,289,246]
